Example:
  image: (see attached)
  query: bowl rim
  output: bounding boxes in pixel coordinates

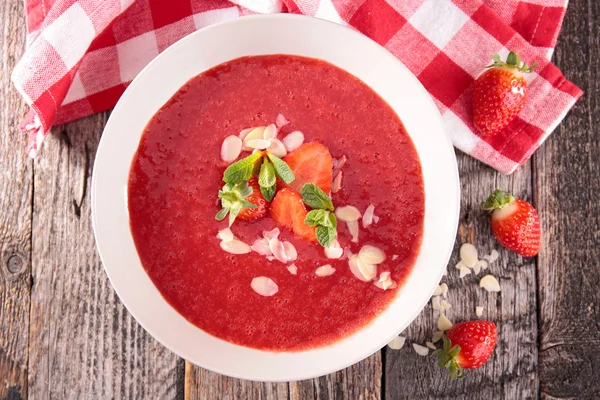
[91,13,460,382]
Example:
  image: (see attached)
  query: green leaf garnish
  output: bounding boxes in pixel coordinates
[260,184,276,202]
[267,153,295,184]
[259,160,276,188]
[223,152,263,185]
[216,181,258,226]
[316,225,336,247]
[305,209,329,226]
[300,183,334,211]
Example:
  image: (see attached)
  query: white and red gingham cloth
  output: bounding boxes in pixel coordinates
[12,0,582,174]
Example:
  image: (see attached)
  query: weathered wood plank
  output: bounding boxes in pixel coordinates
[26,116,182,399]
[0,0,33,398]
[385,155,538,399]
[289,352,381,400]
[185,362,289,399]
[535,0,600,398]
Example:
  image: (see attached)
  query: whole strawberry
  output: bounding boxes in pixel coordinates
[434,320,497,379]
[482,189,541,257]
[216,177,268,226]
[472,51,536,136]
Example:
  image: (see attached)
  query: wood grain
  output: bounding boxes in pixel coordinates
[535,0,600,398]
[26,117,182,399]
[0,0,32,398]
[385,156,539,399]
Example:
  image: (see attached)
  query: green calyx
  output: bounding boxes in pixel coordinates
[481,189,516,211]
[216,180,257,226]
[432,337,464,380]
[486,51,537,73]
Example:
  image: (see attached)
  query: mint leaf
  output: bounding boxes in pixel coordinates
[301,183,334,211]
[260,185,276,202]
[267,153,295,184]
[223,152,263,185]
[259,160,276,188]
[316,225,336,247]
[305,209,329,226]
[328,212,337,229]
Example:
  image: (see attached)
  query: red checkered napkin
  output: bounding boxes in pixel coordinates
[12,0,582,174]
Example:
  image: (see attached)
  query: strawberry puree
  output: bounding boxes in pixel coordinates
[128,55,424,351]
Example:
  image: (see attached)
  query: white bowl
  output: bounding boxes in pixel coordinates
[92,14,460,382]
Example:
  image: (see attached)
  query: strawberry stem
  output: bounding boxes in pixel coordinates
[482,189,516,211]
[486,51,537,73]
[432,337,464,380]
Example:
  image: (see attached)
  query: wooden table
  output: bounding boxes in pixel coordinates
[1,0,598,398]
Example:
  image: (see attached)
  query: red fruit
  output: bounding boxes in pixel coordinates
[283,142,333,194]
[270,188,317,241]
[482,189,541,257]
[472,51,536,136]
[237,178,268,221]
[434,320,497,379]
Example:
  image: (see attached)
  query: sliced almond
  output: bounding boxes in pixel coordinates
[269,239,289,263]
[276,113,290,128]
[488,249,499,263]
[346,220,359,243]
[413,343,429,356]
[217,227,234,242]
[281,131,304,152]
[459,265,471,278]
[432,296,442,311]
[455,261,466,269]
[357,257,377,281]
[221,135,243,163]
[287,264,298,275]
[324,239,343,259]
[475,306,484,317]
[251,277,278,296]
[387,336,406,350]
[438,314,453,331]
[392,254,399,261]
[331,171,343,193]
[440,300,451,311]
[267,138,287,158]
[244,138,271,150]
[480,275,501,292]
[335,205,362,222]
[374,271,396,290]
[348,254,371,282]
[426,342,436,350]
[473,260,487,275]
[282,241,297,262]
[359,245,386,265]
[440,283,448,298]
[220,239,251,255]
[243,126,266,142]
[263,123,278,140]
[460,243,478,268]
[315,264,336,277]
[431,331,444,343]
[432,285,442,296]
[362,204,375,228]
[251,238,272,256]
[263,227,280,241]
[239,127,254,140]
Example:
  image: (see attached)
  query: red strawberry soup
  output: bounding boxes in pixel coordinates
[128,55,425,351]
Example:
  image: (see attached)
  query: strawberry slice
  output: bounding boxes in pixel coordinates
[283,142,333,194]
[270,188,317,241]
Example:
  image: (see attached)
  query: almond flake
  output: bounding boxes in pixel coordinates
[348,254,372,282]
[282,241,297,261]
[440,300,451,311]
[479,275,501,292]
[431,331,444,343]
[333,155,348,171]
[413,343,429,356]
[426,342,436,350]
[263,124,278,140]
[358,245,386,265]
[217,227,234,242]
[440,283,449,298]
[263,227,281,241]
[243,126,266,143]
[331,171,343,193]
[362,204,376,228]
[315,264,336,277]
[269,239,288,263]
[251,277,278,296]
[473,260,487,275]
[455,261,466,269]
[287,264,298,275]
[387,336,406,350]
[267,138,287,158]
[459,265,471,278]
[221,135,243,163]
[374,271,396,290]
[335,205,362,222]
[239,127,254,140]
[487,249,499,263]
[392,254,399,261]
[460,243,478,268]
[346,220,359,243]
[438,314,453,331]
[220,239,251,255]
[372,215,380,223]
[324,239,343,259]
[281,131,304,152]
[432,296,442,311]
[251,238,272,256]
[432,285,443,296]
[244,138,271,150]
[276,113,290,128]
[475,306,484,317]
